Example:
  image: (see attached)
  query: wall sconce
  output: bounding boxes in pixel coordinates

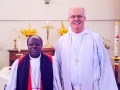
[43,0,51,4]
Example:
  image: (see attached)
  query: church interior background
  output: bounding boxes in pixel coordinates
[0,0,120,89]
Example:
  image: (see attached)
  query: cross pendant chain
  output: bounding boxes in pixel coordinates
[71,35,84,67]
[30,65,40,90]
[75,59,79,66]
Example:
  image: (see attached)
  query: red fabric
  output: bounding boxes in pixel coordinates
[40,54,52,90]
[28,66,42,90]
[18,55,32,90]
[18,55,25,65]
[18,54,52,90]
[39,54,52,90]
[28,65,32,90]
[46,54,52,62]
[40,79,42,90]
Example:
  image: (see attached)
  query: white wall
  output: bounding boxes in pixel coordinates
[0,0,120,69]
[0,0,120,20]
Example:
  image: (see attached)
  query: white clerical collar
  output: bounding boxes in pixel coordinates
[29,54,41,60]
[68,27,90,36]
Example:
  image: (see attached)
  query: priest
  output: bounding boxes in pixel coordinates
[54,6,118,90]
[6,35,62,90]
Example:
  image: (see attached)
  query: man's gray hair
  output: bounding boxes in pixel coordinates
[67,6,86,17]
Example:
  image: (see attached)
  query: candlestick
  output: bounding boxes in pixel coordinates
[18,36,21,52]
[0,42,2,49]
[14,39,17,49]
[114,21,119,56]
[13,29,16,40]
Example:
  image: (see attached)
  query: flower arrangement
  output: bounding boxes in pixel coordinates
[20,29,36,37]
[58,22,68,36]
[20,23,37,37]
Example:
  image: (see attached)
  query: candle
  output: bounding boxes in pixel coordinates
[0,42,2,49]
[114,21,119,56]
[46,21,49,26]
[18,36,21,52]
[13,29,16,40]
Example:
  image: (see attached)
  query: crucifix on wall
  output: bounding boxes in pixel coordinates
[42,21,53,48]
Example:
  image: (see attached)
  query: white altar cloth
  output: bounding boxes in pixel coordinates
[0,67,10,90]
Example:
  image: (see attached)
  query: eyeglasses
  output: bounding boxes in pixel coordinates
[70,15,84,19]
[28,43,42,47]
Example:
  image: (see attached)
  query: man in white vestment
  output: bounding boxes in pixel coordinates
[54,6,118,90]
[6,35,62,90]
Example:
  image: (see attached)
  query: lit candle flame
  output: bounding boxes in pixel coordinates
[46,21,49,26]
[116,21,119,25]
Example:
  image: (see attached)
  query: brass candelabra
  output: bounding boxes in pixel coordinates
[111,56,120,61]
[13,39,17,49]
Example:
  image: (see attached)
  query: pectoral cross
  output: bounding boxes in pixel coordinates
[75,59,79,66]
[42,21,53,48]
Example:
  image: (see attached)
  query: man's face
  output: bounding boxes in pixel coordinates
[27,37,43,58]
[68,7,86,33]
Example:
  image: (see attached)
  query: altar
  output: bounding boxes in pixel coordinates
[0,67,10,90]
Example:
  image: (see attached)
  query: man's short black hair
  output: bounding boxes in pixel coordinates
[27,35,43,44]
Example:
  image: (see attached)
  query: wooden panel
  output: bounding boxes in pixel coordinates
[8,48,55,66]
[9,51,28,60]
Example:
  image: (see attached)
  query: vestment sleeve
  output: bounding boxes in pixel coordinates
[52,56,62,90]
[54,38,64,89]
[96,36,118,90]
[5,59,18,90]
